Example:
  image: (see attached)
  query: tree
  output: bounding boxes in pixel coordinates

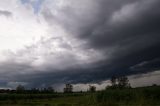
[109,76,131,89]
[117,76,130,88]
[16,85,25,92]
[152,84,157,87]
[64,84,73,93]
[47,86,55,92]
[111,76,117,87]
[31,88,40,93]
[89,85,96,92]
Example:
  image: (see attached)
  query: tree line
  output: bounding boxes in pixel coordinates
[109,76,131,89]
[0,76,130,94]
[63,76,131,93]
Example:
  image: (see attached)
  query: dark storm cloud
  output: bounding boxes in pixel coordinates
[41,0,160,83]
[43,0,160,50]
[0,10,12,17]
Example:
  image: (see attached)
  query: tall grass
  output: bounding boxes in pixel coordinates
[96,86,160,105]
[0,86,159,106]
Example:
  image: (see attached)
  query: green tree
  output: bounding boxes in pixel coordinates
[111,76,117,87]
[89,85,96,92]
[16,85,25,92]
[64,84,73,93]
[47,86,55,92]
[117,76,130,88]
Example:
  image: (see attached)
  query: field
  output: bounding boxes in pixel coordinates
[0,86,160,106]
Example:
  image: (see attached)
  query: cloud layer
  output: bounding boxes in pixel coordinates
[0,0,160,89]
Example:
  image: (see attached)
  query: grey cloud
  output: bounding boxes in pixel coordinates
[0,10,12,17]
[42,0,160,55]
[41,0,160,83]
[130,58,160,72]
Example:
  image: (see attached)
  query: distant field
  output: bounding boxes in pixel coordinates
[0,86,160,106]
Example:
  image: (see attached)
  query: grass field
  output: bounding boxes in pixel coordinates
[0,86,160,106]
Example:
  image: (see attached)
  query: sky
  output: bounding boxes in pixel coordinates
[0,0,160,91]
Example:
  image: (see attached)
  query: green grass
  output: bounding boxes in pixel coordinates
[0,86,160,106]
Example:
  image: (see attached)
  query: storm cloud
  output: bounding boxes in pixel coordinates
[0,0,160,90]
[41,0,160,81]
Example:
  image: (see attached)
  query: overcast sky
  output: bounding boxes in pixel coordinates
[0,0,160,91]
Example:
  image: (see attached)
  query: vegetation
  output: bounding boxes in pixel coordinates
[63,84,73,93]
[89,85,96,92]
[0,76,159,106]
[16,85,25,91]
[110,76,131,89]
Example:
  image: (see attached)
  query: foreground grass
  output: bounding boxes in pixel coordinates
[0,86,160,106]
